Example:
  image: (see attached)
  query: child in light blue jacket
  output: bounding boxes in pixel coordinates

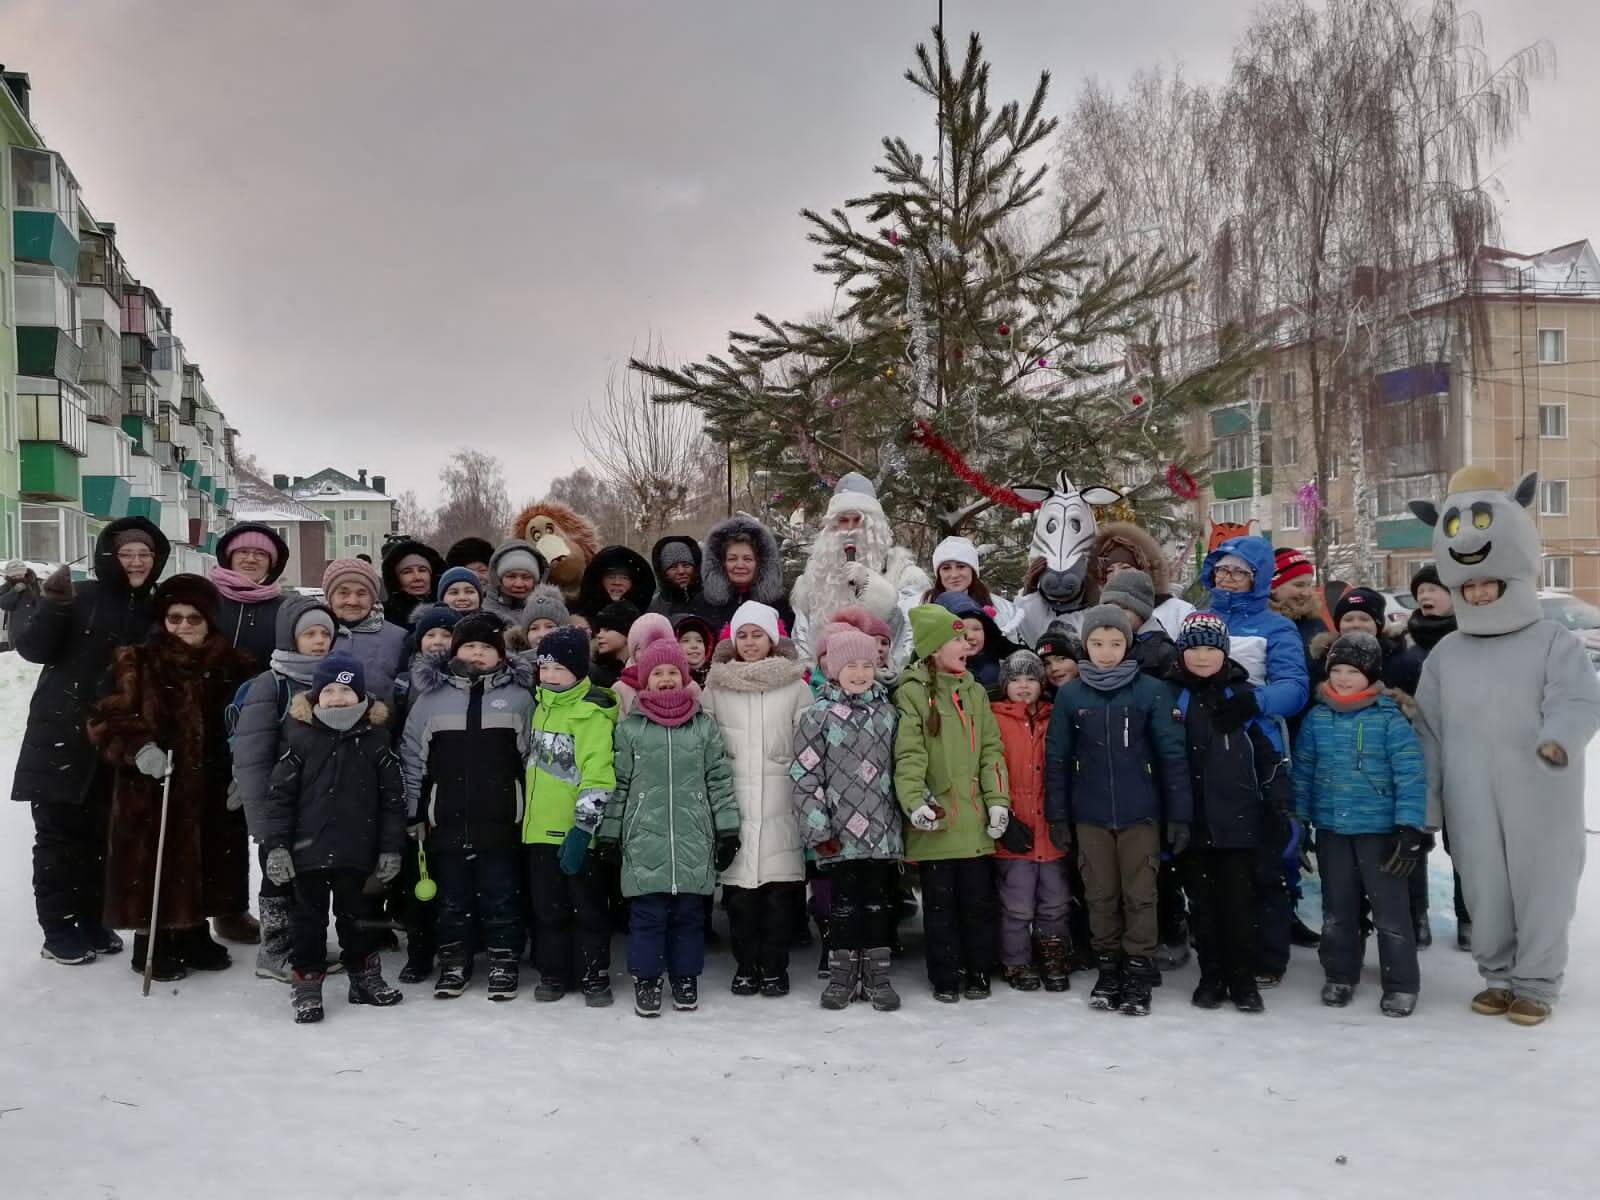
[1292,633,1426,1017]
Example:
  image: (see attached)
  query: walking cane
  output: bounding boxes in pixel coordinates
[141,758,176,997]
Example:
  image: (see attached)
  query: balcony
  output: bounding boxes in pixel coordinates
[18,384,89,456]
[77,230,124,303]
[80,381,124,423]
[20,444,81,502]
[1211,467,1272,500]
[16,327,83,383]
[82,474,132,520]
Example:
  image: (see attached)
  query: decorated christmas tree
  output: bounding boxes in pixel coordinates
[633,26,1253,584]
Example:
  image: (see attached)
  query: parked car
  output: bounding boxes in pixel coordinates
[1378,590,1415,634]
[1540,591,1600,667]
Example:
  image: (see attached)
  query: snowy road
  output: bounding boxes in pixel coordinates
[0,652,1593,1198]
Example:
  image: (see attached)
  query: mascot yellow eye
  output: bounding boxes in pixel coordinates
[1473,510,1492,530]
[1443,514,1460,537]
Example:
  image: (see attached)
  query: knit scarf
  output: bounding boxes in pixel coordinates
[1077,660,1141,692]
[315,699,368,731]
[635,685,699,727]
[269,649,321,686]
[1317,682,1379,712]
[1407,611,1456,651]
[209,566,282,605]
[339,605,389,635]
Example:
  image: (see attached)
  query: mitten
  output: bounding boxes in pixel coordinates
[264,847,296,885]
[998,820,1035,855]
[558,827,592,876]
[909,803,940,832]
[714,834,742,873]
[225,780,243,812]
[1048,821,1074,853]
[374,852,402,884]
[134,743,169,779]
[1537,741,1569,767]
[40,563,72,603]
[1380,826,1427,878]
[1209,691,1259,733]
[1166,822,1191,856]
[985,805,1010,839]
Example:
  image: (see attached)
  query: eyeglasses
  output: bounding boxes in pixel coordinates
[116,550,155,564]
[1213,566,1253,581]
[164,612,207,627]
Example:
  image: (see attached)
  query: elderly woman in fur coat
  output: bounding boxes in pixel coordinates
[87,575,255,982]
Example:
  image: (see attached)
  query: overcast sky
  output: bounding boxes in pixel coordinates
[1,0,1591,507]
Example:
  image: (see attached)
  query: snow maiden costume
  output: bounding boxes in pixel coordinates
[1412,468,1600,1024]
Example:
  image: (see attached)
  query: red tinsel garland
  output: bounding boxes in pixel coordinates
[908,420,1041,512]
[1164,463,1198,500]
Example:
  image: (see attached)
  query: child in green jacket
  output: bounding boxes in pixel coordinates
[524,626,619,1007]
[894,604,1010,1003]
[595,638,739,1019]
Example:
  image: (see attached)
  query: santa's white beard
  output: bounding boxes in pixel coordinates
[796,520,894,625]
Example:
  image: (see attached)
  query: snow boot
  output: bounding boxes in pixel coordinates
[670,975,699,1011]
[1507,996,1552,1027]
[633,975,663,1018]
[77,919,123,956]
[820,949,859,1010]
[1088,953,1123,1011]
[212,911,260,945]
[1254,968,1284,989]
[1154,938,1190,973]
[1118,956,1155,1016]
[1413,914,1433,949]
[760,971,790,998]
[1229,975,1265,1013]
[1289,917,1321,948]
[348,952,403,1007]
[433,943,470,998]
[533,977,566,1003]
[1002,963,1041,992]
[1456,920,1473,952]
[291,969,325,1023]
[486,949,519,1002]
[1191,974,1228,1010]
[1321,981,1355,1007]
[581,969,614,1008]
[130,931,186,981]
[861,946,900,1012]
[1471,987,1514,1016]
[40,920,96,965]
[730,968,760,996]
[963,969,992,1000]
[253,896,293,982]
[398,948,434,984]
[1036,936,1070,992]
[178,925,232,971]
[1380,990,1417,1018]
[931,978,961,1004]
[817,942,830,979]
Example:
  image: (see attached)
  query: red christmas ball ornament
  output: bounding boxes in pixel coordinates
[1037,357,1049,368]
[997,323,1010,336]
[881,228,899,246]
[1131,392,1145,408]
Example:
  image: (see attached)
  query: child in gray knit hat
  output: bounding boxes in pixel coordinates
[522,584,570,650]
[1099,570,1178,680]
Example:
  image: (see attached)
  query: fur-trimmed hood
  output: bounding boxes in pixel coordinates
[578,544,656,616]
[216,522,292,585]
[1094,522,1171,596]
[287,691,391,728]
[409,648,536,696]
[706,637,806,692]
[701,515,785,607]
[380,538,445,600]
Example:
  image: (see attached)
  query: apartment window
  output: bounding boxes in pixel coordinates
[10,147,77,222]
[1326,453,1340,480]
[17,387,89,455]
[1280,502,1302,531]
[1539,403,1567,438]
[1209,500,1251,527]
[20,503,89,565]
[14,262,79,335]
[1211,434,1248,472]
[1542,556,1572,591]
[1539,479,1568,516]
[1280,435,1299,466]
[1537,329,1565,364]
[1376,476,1437,518]
[1328,517,1343,544]
[1278,371,1295,403]
[344,532,369,549]
[343,507,365,523]
[270,525,290,543]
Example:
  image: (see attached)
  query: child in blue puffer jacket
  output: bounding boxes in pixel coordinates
[1292,632,1426,1018]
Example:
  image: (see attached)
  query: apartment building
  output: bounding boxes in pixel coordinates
[281,468,396,564]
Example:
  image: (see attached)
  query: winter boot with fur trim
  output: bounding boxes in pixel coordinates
[254,896,294,982]
[1036,936,1071,992]
[820,949,859,1010]
[291,969,325,1023]
[1470,987,1513,1016]
[861,946,900,1012]
[348,952,403,1007]
[1507,996,1552,1026]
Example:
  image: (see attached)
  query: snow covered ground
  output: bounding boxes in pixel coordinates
[0,651,1594,1199]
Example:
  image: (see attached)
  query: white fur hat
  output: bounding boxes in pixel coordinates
[824,471,884,521]
[932,535,981,576]
[729,599,781,645]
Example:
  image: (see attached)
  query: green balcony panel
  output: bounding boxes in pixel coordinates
[1211,468,1272,500]
[197,474,212,495]
[127,496,161,522]
[17,326,83,381]
[82,475,132,519]
[1211,406,1250,437]
[20,442,81,502]
[1377,517,1433,550]
[179,459,198,480]
[204,533,218,554]
[213,486,229,510]
[13,210,79,273]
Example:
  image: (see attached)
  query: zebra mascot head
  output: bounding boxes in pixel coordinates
[1014,472,1124,609]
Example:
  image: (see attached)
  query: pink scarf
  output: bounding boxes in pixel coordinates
[634,685,699,727]
[209,566,282,605]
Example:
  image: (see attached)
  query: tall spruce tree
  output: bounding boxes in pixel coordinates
[633,27,1252,583]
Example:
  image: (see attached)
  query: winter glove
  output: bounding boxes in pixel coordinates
[1208,690,1259,733]
[1048,821,1074,853]
[1380,826,1428,878]
[985,805,1010,839]
[3,559,30,583]
[1166,822,1191,856]
[134,743,169,779]
[558,827,592,876]
[264,847,296,885]
[591,836,620,865]
[998,820,1035,855]
[374,852,402,884]
[714,834,742,874]
[1537,741,1569,768]
[225,780,243,812]
[406,821,427,842]
[40,563,72,603]
[909,804,941,832]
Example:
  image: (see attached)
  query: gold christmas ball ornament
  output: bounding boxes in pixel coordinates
[885,367,896,378]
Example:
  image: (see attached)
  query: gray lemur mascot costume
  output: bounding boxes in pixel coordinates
[1411,467,1600,1022]
[790,473,929,670]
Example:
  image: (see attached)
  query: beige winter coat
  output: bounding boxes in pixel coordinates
[702,640,813,888]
